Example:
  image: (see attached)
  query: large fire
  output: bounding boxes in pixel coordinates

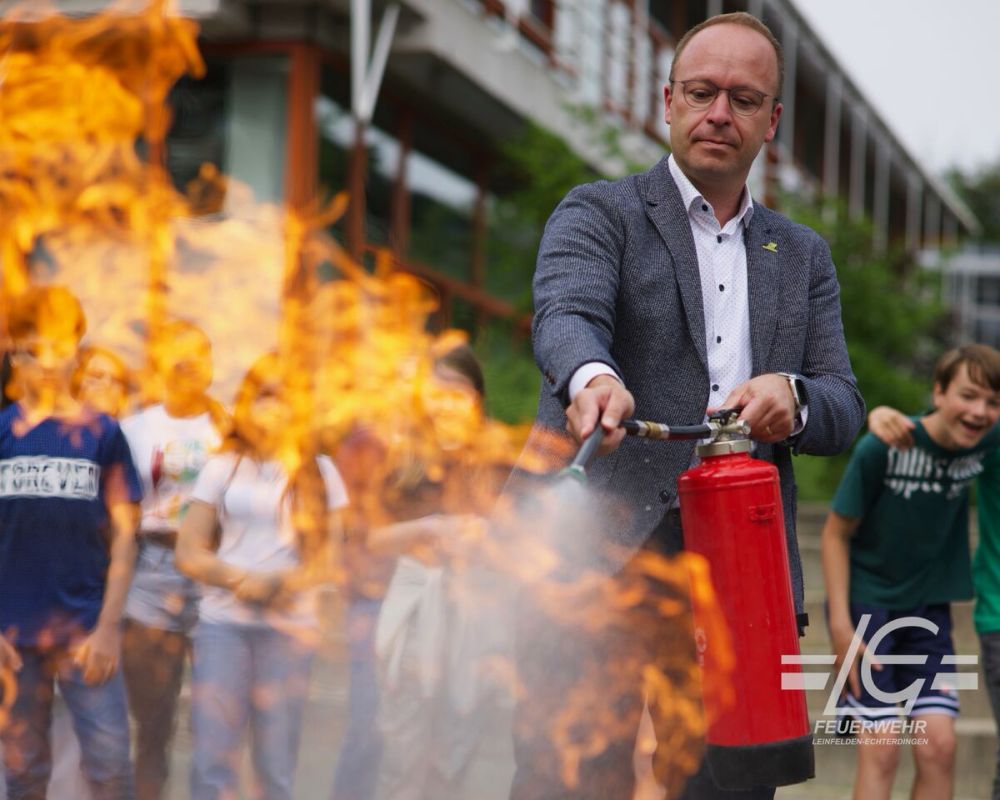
[0,2,734,797]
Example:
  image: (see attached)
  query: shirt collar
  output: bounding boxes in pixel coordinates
[667,154,755,228]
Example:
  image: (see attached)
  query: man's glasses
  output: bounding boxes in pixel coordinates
[673,79,774,117]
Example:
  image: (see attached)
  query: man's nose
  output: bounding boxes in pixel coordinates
[705,90,734,124]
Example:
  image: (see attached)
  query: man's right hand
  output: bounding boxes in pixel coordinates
[565,375,635,455]
[868,405,915,449]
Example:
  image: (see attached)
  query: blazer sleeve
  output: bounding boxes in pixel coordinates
[532,181,626,406]
[792,231,866,456]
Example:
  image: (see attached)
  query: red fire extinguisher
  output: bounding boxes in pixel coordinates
[677,414,813,790]
[570,410,814,789]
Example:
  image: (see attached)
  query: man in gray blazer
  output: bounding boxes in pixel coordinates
[512,11,865,800]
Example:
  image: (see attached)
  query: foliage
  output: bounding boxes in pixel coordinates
[485,107,642,312]
[477,108,639,421]
[784,197,949,499]
[474,320,541,424]
[948,158,1000,243]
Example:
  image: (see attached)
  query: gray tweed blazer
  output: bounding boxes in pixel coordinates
[526,155,865,613]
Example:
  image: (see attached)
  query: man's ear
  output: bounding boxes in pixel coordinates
[664,83,673,125]
[763,101,783,144]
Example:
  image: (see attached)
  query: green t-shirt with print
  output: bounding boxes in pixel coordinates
[974,446,1000,633]
[832,418,1000,609]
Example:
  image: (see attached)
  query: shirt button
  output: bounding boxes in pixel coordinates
[659,490,672,504]
[712,384,719,391]
[701,204,708,212]
[717,336,722,343]
[644,505,652,512]
[719,284,725,291]
[716,235,722,243]
[644,458,651,464]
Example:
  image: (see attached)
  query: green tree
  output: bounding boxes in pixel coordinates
[784,198,948,499]
[478,111,637,422]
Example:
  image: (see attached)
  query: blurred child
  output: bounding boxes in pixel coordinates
[0,286,142,800]
[120,321,227,800]
[372,344,512,800]
[176,353,348,800]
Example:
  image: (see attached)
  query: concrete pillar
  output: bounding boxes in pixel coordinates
[924,193,942,250]
[607,1,631,111]
[779,19,797,166]
[822,72,842,198]
[943,212,959,247]
[553,0,579,76]
[631,0,651,128]
[849,104,867,221]
[905,176,922,254]
[574,0,604,106]
[873,135,891,253]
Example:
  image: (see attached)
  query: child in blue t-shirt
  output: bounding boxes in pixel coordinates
[0,286,142,800]
[822,344,1000,800]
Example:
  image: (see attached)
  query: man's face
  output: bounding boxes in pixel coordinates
[664,23,782,195]
[931,363,1000,450]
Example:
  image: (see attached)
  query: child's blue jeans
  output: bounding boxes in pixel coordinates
[1,646,133,800]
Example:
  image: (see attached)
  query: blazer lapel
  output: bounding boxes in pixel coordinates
[744,210,781,375]
[642,159,707,372]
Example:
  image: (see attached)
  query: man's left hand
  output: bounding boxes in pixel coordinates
[717,374,796,443]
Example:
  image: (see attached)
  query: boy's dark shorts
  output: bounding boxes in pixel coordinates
[837,603,960,724]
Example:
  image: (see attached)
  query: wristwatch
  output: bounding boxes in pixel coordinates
[777,372,807,414]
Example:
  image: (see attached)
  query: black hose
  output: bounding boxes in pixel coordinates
[621,419,713,440]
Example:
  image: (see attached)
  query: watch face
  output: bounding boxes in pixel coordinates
[780,373,804,409]
[791,377,806,407]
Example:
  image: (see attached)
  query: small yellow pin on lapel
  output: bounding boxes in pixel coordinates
[762,241,778,253]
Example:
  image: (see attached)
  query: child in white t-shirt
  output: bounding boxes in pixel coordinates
[176,353,347,800]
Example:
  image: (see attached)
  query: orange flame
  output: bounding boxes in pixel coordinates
[0,2,735,795]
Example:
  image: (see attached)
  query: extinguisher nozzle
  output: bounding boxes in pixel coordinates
[562,426,604,480]
[555,464,589,484]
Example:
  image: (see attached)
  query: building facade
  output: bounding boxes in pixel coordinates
[27,0,980,329]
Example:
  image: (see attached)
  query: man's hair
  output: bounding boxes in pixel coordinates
[669,12,784,98]
[934,344,1000,393]
[6,285,86,344]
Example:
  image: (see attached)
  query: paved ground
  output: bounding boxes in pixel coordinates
[5,503,998,799]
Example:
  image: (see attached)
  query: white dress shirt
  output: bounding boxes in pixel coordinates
[569,154,753,409]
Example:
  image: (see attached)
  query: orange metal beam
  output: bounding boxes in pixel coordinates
[285,42,321,210]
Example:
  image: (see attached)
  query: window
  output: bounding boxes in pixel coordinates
[976,276,1000,306]
[167,55,289,211]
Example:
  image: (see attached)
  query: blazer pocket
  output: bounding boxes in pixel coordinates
[775,318,808,333]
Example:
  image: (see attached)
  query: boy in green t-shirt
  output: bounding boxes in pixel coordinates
[823,344,1000,800]
[870,370,1000,800]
